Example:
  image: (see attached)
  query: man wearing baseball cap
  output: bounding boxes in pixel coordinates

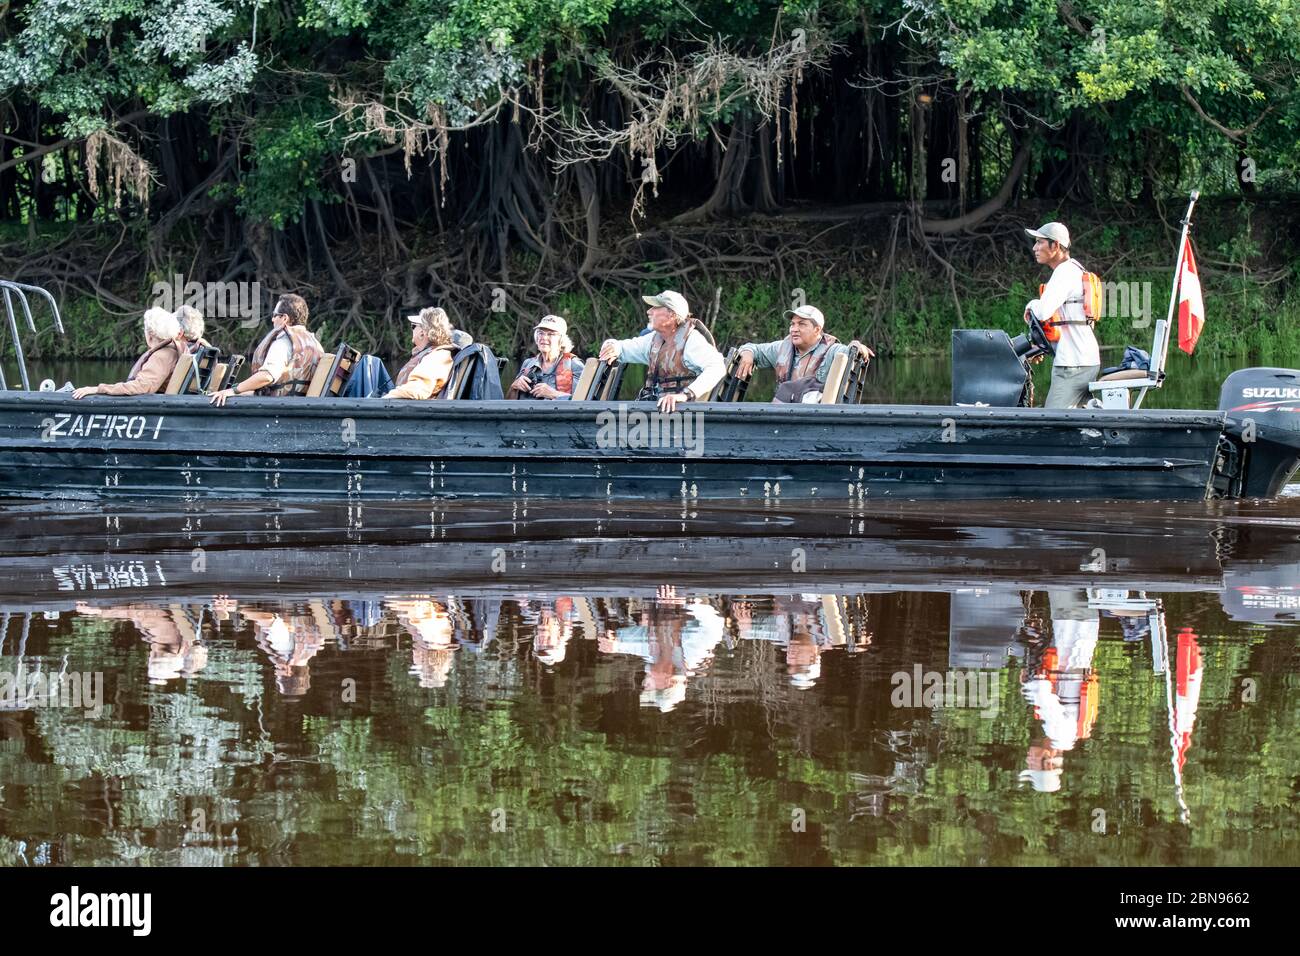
[598,290,725,412]
[735,304,873,403]
[508,314,585,400]
[1024,221,1101,408]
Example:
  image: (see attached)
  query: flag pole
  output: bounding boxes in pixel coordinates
[1160,190,1201,372]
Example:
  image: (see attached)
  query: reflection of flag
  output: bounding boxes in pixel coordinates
[1177,241,1205,354]
[1173,628,1203,770]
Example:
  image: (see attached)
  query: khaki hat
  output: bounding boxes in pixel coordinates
[784,304,825,328]
[642,290,689,319]
[534,314,567,335]
[1025,222,1071,248]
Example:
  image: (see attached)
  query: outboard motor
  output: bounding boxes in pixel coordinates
[1217,368,1300,498]
[951,328,1046,406]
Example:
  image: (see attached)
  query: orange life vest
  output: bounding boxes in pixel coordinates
[250,325,325,396]
[1038,261,1102,342]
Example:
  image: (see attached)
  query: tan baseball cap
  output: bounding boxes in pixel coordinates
[642,290,689,319]
[1025,222,1071,248]
[784,304,825,328]
[534,314,567,335]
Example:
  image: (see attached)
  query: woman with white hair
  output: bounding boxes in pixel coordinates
[508,314,584,400]
[174,305,210,352]
[72,307,181,399]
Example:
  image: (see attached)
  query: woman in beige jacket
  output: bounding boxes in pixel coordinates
[72,308,181,399]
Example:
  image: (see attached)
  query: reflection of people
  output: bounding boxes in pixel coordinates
[1019,590,1100,791]
[600,587,724,712]
[75,602,208,684]
[516,596,575,666]
[734,595,833,689]
[243,603,328,697]
[388,598,457,689]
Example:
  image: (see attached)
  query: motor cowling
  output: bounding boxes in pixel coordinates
[1218,368,1300,498]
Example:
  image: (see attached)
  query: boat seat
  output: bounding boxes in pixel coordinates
[819,352,850,405]
[574,359,623,401]
[1087,318,1170,409]
[208,363,230,393]
[305,353,336,397]
[164,347,220,395]
[164,353,194,395]
[572,358,600,401]
[309,343,362,398]
[1095,368,1148,382]
[442,348,477,399]
[838,341,870,404]
[708,347,751,402]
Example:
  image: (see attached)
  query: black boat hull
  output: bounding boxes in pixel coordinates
[0,393,1231,502]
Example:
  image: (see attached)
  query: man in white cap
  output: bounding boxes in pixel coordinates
[734,304,873,402]
[1024,221,1101,408]
[508,314,585,400]
[598,289,725,412]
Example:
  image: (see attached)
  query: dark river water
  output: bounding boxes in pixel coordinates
[1,350,1296,867]
[0,497,1296,867]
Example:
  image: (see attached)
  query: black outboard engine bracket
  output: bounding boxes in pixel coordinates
[1218,368,1300,498]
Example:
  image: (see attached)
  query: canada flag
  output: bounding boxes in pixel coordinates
[1177,240,1205,354]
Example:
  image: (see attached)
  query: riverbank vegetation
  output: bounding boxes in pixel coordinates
[2,1,1297,361]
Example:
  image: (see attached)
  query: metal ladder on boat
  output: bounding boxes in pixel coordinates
[1,279,65,391]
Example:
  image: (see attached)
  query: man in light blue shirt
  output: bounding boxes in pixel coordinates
[736,305,873,402]
[599,290,725,413]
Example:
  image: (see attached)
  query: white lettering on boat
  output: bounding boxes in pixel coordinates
[52,560,167,591]
[41,414,164,441]
[1242,387,1300,399]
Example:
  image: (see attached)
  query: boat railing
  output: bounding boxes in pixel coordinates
[1,279,65,391]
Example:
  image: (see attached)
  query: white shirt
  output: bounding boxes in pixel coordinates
[259,336,293,383]
[1028,258,1100,368]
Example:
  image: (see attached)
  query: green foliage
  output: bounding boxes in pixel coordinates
[236,103,344,229]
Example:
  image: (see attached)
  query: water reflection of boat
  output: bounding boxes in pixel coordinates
[2,499,1297,646]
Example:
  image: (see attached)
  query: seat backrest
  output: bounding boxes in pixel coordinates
[443,349,476,399]
[305,353,336,397]
[208,363,230,394]
[572,358,600,401]
[165,352,197,395]
[839,342,868,404]
[708,347,751,402]
[819,352,850,405]
[310,343,362,398]
[1150,318,1170,383]
[596,361,625,401]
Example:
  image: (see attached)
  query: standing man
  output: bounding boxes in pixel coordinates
[598,290,725,413]
[1024,222,1100,408]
